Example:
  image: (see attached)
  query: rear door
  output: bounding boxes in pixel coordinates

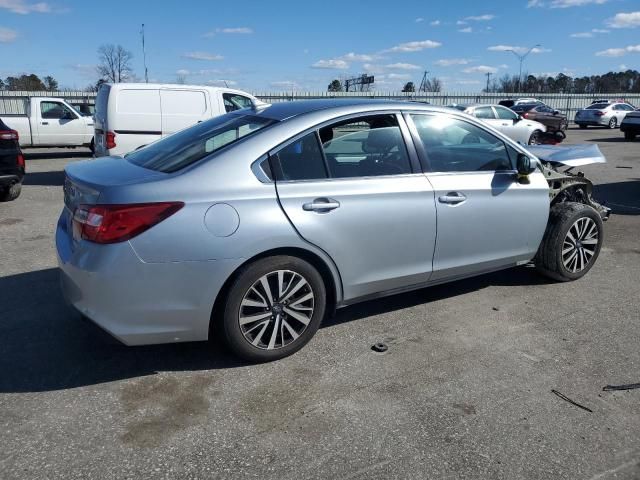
[35,100,85,146]
[160,89,210,136]
[407,112,549,281]
[273,112,437,301]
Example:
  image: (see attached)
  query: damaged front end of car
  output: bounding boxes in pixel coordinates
[526,144,611,221]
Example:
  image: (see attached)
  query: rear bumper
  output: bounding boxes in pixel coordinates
[0,173,21,187]
[55,209,240,346]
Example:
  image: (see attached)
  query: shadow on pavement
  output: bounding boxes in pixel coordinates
[23,150,92,160]
[594,179,640,215]
[0,265,552,393]
[584,136,628,143]
[23,170,65,186]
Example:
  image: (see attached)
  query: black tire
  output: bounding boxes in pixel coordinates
[624,131,636,141]
[528,130,542,145]
[221,255,326,362]
[0,182,21,202]
[535,202,603,282]
[579,124,587,129]
[608,117,617,129]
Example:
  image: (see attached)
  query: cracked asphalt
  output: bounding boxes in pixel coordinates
[1,128,639,479]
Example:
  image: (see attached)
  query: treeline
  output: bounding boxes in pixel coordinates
[486,70,640,94]
[0,74,59,91]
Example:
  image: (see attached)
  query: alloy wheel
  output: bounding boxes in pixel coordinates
[238,270,315,350]
[608,117,617,129]
[562,217,599,273]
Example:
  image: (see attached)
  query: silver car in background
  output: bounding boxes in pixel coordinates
[450,104,546,145]
[56,100,608,361]
[575,101,636,129]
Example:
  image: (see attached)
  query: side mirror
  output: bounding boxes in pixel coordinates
[517,154,536,175]
[553,110,560,115]
[514,116,521,123]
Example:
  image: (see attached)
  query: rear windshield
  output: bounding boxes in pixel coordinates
[587,103,609,110]
[511,104,536,112]
[126,113,275,173]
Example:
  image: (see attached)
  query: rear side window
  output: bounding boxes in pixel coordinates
[474,106,495,119]
[223,93,253,113]
[410,114,513,172]
[126,113,275,173]
[495,106,518,120]
[587,103,609,110]
[271,133,327,181]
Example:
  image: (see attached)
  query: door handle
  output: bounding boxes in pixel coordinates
[438,192,467,205]
[501,123,509,126]
[41,122,49,125]
[302,198,340,212]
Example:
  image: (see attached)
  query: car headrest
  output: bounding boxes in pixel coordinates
[362,127,400,154]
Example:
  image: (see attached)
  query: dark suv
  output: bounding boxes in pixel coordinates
[0,119,25,202]
[511,103,568,132]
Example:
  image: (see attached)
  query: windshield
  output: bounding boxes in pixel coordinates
[126,113,276,173]
[587,103,609,110]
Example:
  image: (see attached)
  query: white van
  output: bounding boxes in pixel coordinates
[93,83,259,157]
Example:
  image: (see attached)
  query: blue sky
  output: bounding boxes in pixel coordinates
[1,0,639,92]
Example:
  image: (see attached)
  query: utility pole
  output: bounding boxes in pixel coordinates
[485,72,492,92]
[418,71,430,93]
[506,44,540,92]
[141,23,149,83]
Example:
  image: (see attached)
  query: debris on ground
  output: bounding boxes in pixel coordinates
[603,383,640,392]
[551,389,593,413]
[371,342,388,353]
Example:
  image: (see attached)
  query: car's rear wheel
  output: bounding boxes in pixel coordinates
[528,130,543,145]
[535,202,603,282]
[608,117,617,129]
[624,131,636,141]
[0,182,21,202]
[221,256,326,362]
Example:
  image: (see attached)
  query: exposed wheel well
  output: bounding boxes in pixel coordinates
[208,247,340,340]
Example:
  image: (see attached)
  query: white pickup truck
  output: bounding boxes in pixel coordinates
[0,97,95,151]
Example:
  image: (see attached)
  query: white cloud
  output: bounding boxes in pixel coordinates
[463,65,498,74]
[488,45,550,54]
[458,27,473,33]
[570,32,593,38]
[339,52,377,62]
[435,58,471,66]
[270,80,301,89]
[203,27,253,37]
[595,45,640,57]
[0,26,17,42]
[455,80,482,85]
[311,59,349,69]
[207,79,238,87]
[527,0,543,6]
[528,0,608,7]
[456,20,466,25]
[0,0,51,14]
[387,73,411,80]
[592,28,610,33]
[384,40,442,52]
[176,69,191,76]
[619,64,628,70]
[182,52,224,61]
[430,20,441,26]
[607,11,640,29]
[415,17,424,23]
[385,62,421,70]
[465,14,495,21]
[65,63,97,79]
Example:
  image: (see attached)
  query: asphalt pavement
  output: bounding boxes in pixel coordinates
[1,128,639,479]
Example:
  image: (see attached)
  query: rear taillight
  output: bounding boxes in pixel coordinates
[17,153,25,169]
[595,111,605,116]
[0,130,19,141]
[105,131,116,149]
[523,113,530,119]
[72,202,184,244]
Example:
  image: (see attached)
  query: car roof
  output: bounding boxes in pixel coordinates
[239,99,454,121]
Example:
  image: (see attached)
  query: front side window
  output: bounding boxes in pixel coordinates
[494,106,518,120]
[319,114,412,178]
[126,113,275,172]
[223,93,253,113]
[271,133,327,181]
[410,114,513,172]
[41,101,76,120]
[474,106,495,119]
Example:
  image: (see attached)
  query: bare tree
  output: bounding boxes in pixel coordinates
[175,74,187,85]
[97,44,134,83]
[424,77,442,92]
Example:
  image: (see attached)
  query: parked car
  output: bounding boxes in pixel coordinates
[0,118,25,202]
[93,83,259,157]
[57,100,609,361]
[575,102,636,129]
[498,98,543,109]
[511,103,569,132]
[620,109,640,140]
[451,104,547,144]
[0,97,94,151]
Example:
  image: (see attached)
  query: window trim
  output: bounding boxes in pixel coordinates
[404,111,519,174]
[267,110,420,183]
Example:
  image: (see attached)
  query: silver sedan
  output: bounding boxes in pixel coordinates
[575,102,636,129]
[57,100,607,361]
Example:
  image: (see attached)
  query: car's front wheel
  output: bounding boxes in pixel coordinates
[221,255,326,362]
[535,202,603,282]
[528,130,543,145]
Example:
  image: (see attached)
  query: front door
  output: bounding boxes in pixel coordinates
[36,101,85,146]
[407,112,549,281]
[273,113,437,301]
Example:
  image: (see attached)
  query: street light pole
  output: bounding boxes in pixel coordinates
[506,44,540,93]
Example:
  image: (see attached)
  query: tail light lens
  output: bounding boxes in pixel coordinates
[105,131,116,149]
[17,153,25,169]
[72,202,184,244]
[595,111,605,116]
[0,130,19,141]
[523,113,530,119]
